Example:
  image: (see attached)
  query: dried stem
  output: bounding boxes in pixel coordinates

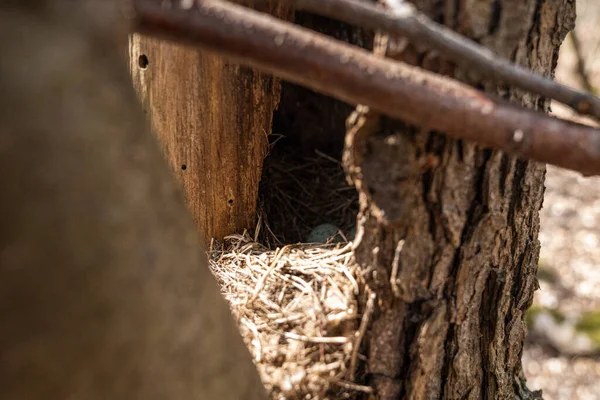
[349,291,375,381]
[132,0,600,176]
[569,31,595,94]
[390,239,404,298]
[208,233,360,397]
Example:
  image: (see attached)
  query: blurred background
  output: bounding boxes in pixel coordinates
[522,1,600,398]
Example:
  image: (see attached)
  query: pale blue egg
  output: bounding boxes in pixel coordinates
[306,223,341,243]
[347,225,357,241]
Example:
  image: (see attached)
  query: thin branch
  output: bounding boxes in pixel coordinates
[248,244,291,305]
[390,239,404,298]
[272,0,600,120]
[330,378,374,394]
[132,0,600,176]
[348,290,375,381]
[282,331,350,344]
[569,31,595,94]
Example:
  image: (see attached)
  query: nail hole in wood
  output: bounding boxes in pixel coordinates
[228,199,234,205]
[138,54,149,69]
[181,164,187,170]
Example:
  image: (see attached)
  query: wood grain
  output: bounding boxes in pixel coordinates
[129,3,292,242]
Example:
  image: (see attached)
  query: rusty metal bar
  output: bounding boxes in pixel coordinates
[132,0,600,176]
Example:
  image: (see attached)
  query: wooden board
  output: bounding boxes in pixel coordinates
[128,4,292,242]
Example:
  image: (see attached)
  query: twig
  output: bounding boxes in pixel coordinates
[253,212,262,242]
[271,0,600,120]
[330,378,374,394]
[240,317,263,361]
[348,291,375,381]
[132,0,600,176]
[283,331,349,344]
[314,149,342,165]
[390,239,405,298]
[248,244,291,304]
[569,31,595,94]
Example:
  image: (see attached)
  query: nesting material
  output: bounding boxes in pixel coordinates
[256,147,359,247]
[208,138,367,398]
[208,233,372,399]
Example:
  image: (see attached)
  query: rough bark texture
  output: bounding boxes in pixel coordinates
[129,2,292,242]
[346,0,575,399]
[0,2,267,399]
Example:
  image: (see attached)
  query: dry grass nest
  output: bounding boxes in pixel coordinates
[255,145,359,247]
[207,147,371,399]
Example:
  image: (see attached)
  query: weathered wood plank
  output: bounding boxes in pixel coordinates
[129,3,292,242]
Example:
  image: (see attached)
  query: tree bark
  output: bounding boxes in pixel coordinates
[0,2,266,399]
[346,1,575,399]
[129,2,292,242]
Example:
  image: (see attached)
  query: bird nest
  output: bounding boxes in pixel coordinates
[255,142,359,247]
[207,145,371,399]
[208,235,371,399]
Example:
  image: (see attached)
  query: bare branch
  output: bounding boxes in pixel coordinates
[273,0,600,121]
[132,0,600,176]
[569,31,595,94]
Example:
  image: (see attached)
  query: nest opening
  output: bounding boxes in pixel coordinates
[254,137,359,248]
[208,84,369,399]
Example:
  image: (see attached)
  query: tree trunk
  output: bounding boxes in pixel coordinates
[346,1,575,399]
[0,2,266,399]
[129,2,292,242]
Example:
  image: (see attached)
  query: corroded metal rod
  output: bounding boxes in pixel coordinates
[132,0,600,176]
